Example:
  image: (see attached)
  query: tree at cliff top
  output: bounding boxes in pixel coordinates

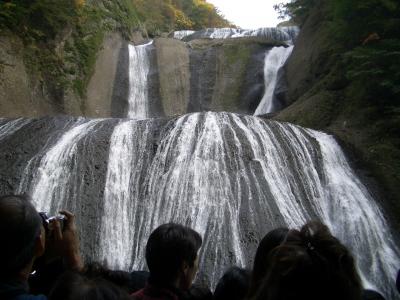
[131,0,232,35]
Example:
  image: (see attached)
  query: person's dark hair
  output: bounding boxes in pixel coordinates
[362,289,386,300]
[248,228,289,297]
[49,271,131,300]
[251,221,362,300]
[214,267,251,300]
[145,223,202,287]
[0,194,42,278]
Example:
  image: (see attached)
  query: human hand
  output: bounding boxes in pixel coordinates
[50,210,84,271]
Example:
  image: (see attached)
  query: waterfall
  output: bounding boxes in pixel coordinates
[0,118,30,142]
[13,112,390,297]
[127,41,153,119]
[254,46,294,115]
[0,106,398,297]
[19,119,101,212]
[99,119,153,269]
[174,27,297,42]
[307,129,400,296]
[173,30,195,39]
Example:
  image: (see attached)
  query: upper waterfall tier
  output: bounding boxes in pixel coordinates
[127,41,153,119]
[0,112,398,299]
[254,45,295,115]
[173,27,299,43]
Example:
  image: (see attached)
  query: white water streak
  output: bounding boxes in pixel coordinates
[100,120,151,269]
[29,120,100,212]
[174,27,298,42]
[254,46,294,115]
[0,118,30,142]
[127,42,152,119]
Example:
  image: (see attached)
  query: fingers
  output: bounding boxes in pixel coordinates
[51,218,63,241]
[59,210,74,220]
[59,210,75,230]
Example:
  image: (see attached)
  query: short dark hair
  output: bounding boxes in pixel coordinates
[145,223,202,286]
[49,271,132,300]
[251,221,362,300]
[214,267,251,300]
[248,228,289,297]
[0,194,42,277]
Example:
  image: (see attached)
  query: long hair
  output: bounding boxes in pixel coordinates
[250,221,362,300]
[248,228,289,297]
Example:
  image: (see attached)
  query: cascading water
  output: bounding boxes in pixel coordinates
[0,111,399,299]
[18,119,101,212]
[0,118,30,142]
[1,112,399,299]
[99,119,154,270]
[254,45,294,115]
[174,27,297,42]
[173,30,195,40]
[127,41,153,119]
[253,26,298,115]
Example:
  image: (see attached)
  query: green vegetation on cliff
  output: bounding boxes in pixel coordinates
[0,0,139,100]
[277,0,400,112]
[0,0,230,102]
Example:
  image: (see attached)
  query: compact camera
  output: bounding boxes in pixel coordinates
[39,212,65,232]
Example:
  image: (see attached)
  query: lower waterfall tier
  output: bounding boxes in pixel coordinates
[0,113,398,299]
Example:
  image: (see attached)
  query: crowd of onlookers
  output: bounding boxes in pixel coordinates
[0,194,397,300]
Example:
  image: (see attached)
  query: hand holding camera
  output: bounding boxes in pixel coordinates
[40,210,83,271]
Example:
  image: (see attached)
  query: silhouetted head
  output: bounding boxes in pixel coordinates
[146,223,202,290]
[362,289,386,300]
[251,221,362,300]
[249,227,289,296]
[214,266,251,300]
[0,194,45,279]
[49,271,131,300]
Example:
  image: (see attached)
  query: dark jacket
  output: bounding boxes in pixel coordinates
[0,281,47,300]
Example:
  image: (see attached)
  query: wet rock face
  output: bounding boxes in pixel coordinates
[86,33,125,118]
[155,38,190,116]
[0,32,275,118]
[146,43,164,118]
[284,3,335,105]
[109,37,272,117]
[186,39,271,115]
[111,43,130,118]
[188,43,218,112]
[0,36,61,118]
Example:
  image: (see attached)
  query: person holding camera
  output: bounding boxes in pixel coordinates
[0,194,83,300]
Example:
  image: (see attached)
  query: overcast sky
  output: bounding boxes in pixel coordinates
[207,0,289,29]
